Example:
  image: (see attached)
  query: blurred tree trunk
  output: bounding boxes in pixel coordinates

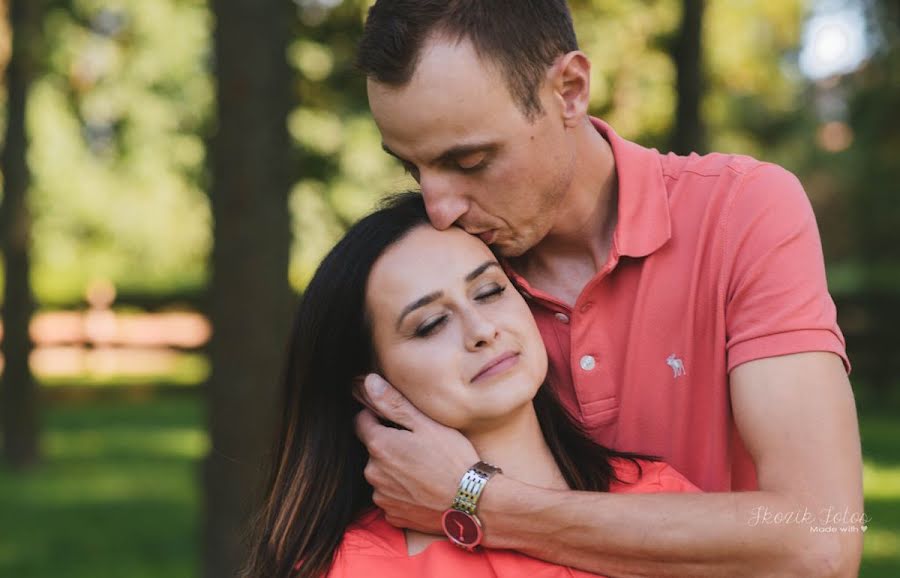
[670,0,707,154]
[203,0,294,576]
[0,0,40,469]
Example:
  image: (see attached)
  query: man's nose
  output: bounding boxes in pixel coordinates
[420,173,468,230]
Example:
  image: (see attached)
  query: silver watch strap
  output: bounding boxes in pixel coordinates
[452,461,503,515]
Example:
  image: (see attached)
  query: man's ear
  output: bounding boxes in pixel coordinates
[549,51,591,128]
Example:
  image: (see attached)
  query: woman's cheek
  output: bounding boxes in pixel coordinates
[385,342,447,396]
[397,344,466,428]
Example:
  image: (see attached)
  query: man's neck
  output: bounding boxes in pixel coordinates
[510,120,619,303]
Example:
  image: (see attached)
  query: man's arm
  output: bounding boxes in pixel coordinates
[357,352,863,577]
[477,351,863,577]
[479,163,864,576]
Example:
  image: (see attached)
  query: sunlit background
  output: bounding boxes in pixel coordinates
[0,0,898,576]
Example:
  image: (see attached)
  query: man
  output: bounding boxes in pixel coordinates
[353,1,864,575]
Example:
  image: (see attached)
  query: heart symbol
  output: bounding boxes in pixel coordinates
[861,525,868,532]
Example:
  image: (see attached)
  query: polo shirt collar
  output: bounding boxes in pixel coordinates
[591,117,672,258]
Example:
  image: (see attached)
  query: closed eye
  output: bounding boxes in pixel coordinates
[402,162,420,182]
[414,315,446,338]
[456,152,488,172]
[475,284,506,301]
[458,159,487,174]
[412,284,506,338]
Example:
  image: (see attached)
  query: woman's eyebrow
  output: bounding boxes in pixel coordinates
[395,261,501,329]
[465,260,501,282]
[397,290,442,330]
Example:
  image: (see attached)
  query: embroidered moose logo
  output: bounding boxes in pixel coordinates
[666,354,686,378]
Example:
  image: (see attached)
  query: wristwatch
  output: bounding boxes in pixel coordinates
[441,461,502,551]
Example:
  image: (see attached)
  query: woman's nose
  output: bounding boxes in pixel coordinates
[464,309,500,351]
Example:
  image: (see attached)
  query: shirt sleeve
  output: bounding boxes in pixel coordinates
[722,163,849,373]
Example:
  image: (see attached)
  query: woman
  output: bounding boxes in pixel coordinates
[242,192,698,578]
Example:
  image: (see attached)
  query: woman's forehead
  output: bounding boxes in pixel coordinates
[367,227,494,305]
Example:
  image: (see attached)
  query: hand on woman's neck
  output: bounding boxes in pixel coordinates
[462,402,570,492]
[404,402,568,555]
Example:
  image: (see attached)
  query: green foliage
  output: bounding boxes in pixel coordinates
[573,0,681,144]
[842,12,900,275]
[705,0,808,156]
[26,0,213,306]
[287,0,413,289]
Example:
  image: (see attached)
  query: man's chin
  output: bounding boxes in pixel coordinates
[491,239,527,259]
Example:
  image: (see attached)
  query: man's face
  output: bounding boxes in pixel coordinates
[367,37,576,257]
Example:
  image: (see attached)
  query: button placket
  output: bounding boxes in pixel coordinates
[568,290,619,428]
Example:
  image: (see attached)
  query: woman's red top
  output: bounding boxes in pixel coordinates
[321,458,700,577]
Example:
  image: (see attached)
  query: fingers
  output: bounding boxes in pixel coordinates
[354,407,384,449]
[383,514,413,530]
[361,373,429,431]
[375,491,441,534]
[383,513,430,532]
[352,381,382,417]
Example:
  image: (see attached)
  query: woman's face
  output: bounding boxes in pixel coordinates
[366,225,548,434]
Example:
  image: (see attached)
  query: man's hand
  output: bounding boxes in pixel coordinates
[354,373,480,533]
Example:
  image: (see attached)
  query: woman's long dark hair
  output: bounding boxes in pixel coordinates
[241,192,656,578]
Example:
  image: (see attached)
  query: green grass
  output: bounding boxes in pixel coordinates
[858,406,900,577]
[0,395,897,577]
[0,397,206,578]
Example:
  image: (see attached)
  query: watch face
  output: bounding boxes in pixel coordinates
[441,509,483,548]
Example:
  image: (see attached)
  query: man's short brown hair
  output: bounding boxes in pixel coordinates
[356,0,579,120]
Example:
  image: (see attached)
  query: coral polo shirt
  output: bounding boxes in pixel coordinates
[504,119,849,492]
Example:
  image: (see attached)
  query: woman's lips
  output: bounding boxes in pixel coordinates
[472,352,519,383]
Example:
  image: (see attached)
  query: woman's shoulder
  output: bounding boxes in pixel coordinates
[608,457,702,494]
[319,508,408,577]
[338,507,405,557]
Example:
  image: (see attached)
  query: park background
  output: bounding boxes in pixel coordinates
[0,0,898,576]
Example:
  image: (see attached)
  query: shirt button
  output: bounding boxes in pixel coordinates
[579,355,596,371]
[580,302,593,313]
[554,312,570,324]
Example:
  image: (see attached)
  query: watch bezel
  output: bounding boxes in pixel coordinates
[441,508,483,551]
